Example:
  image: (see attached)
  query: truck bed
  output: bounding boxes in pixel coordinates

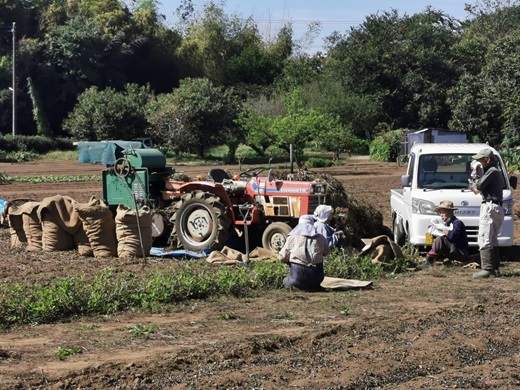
[391,188,403,197]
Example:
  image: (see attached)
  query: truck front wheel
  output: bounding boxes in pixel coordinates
[393,217,406,246]
[170,190,231,251]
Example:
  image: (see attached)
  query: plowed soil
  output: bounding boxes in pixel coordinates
[1,158,520,390]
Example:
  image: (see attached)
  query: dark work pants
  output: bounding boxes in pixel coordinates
[283,263,324,290]
[432,236,467,262]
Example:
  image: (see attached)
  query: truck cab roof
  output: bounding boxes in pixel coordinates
[409,143,498,155]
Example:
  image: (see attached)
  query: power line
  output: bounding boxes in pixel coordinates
[251,19,363,24]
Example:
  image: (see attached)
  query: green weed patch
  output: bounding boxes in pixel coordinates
[0,253,410,329]
[5,175,101,183]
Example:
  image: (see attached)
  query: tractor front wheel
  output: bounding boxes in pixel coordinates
[262,222,292,253]
[170,191,231,251]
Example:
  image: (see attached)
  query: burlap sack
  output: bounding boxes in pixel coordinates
[37,195,85,252]
[6,204,27,248]
[115,204,153,258]
[39,209,74,251]
[75,197,117,258]
[359,235,404,264]
[73,227,94,256]
[12,201,42,252]
[320,276,373,290]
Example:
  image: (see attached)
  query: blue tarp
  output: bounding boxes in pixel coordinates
[149,247,211,259]
[0,199,5,216]
[77,141,144,165]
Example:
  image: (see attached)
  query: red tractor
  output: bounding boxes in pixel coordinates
[91,144,327,252]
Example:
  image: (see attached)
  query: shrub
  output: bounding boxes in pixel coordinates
[325,249,385,280]
[0,135,75,156]
[63,84,153,141]
[369,129,406,162]
[305,157,333,168]
[349,138,370,155]
[500,146,520,174]
[0,135,24,153]
[0,149,38,163]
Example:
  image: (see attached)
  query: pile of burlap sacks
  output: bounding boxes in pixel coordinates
[3,195,153,258]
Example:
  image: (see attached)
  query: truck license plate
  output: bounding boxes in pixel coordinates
[425,233,433,245]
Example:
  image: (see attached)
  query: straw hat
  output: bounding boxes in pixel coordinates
[435,200,457,213]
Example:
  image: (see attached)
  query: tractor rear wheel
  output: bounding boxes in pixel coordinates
[170,191,231,251]
[262,222,292,253]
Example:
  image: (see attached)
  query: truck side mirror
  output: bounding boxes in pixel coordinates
[401,175,411,187]
[510,176,517,190]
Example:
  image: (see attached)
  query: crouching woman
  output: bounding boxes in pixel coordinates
[278,215,330,291]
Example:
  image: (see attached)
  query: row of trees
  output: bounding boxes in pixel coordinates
[1,0,520,161]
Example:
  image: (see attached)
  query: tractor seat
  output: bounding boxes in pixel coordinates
[208,168,231,183]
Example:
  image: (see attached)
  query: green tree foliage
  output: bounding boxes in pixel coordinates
[238,93,286,156]
[270,88,345,166]
[326,8,461,130]
[176,1,289,87]
[274,55,324,92]
[63,83,154,140]
[238,106,277,157]
[449,3,520,147]
[147,93,198,156]
[4,0,520,155]
[42,0,129,36]
[147,78,241,159]
[125,0,182,93]
[27,77,52,137]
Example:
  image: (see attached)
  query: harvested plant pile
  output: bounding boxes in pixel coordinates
[277,169,391,248]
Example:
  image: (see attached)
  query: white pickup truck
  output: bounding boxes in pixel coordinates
[390,143,517,248]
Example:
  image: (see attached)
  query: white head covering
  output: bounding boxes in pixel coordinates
[288,215,318,237]
[314,204,333,223]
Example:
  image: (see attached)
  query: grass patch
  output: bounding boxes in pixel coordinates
[217,312,237,320]
[274,310,294,319]
[127,323,156,337]
[39,150,78,162]
[56,346,84,360]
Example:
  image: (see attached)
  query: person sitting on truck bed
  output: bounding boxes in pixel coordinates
[313,205,346,248]
[278,215,330,291]
[418,200,468,269]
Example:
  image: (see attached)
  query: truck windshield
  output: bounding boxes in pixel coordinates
[417,154,507,189]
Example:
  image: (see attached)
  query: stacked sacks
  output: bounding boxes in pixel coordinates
[75,197,118,258]
[4,196,154,259]
[37,195,93,256]
[115,204,152,258]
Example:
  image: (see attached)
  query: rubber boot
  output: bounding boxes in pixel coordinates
[417,254,436,270]
[472,248,496,279]
[493,247,501,277]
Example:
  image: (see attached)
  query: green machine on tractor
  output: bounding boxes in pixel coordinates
[78,141,328,252]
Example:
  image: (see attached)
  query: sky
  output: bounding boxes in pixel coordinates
[157,0,476,53]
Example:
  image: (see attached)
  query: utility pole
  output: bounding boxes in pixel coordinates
[12,22,16,137]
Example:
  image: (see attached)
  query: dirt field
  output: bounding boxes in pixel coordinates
[1,159,519,389]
